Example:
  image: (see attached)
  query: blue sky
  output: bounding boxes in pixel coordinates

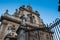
[0,0,60,24]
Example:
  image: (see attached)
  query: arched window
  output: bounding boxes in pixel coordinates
[27,14,33,23]
[32,16,36,23]
[30,16,33,23]
[46,34,49,40]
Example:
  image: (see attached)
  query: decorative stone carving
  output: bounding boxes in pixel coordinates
[27,5,32,11]
[13,9,19,17]
[4,10,9,16]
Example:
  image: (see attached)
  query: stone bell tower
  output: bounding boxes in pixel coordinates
[0,5,53,40]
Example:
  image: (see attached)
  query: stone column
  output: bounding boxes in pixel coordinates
[17,30,26,40]
[37,31,40,40]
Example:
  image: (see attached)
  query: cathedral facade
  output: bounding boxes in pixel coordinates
[0,5,53,40]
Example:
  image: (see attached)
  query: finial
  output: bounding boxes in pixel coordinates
[13,9,19,17]
[4,9,9,14]
[16,9,18,11]
[6,9,8,13]
[35,11,39,13]
[27,5,32,11]
[4,9,9,16]
[19,5,25,9]
[15,9,18,13]
[21,5,25,8]
[35,11,40,16]
[19,5,25,11]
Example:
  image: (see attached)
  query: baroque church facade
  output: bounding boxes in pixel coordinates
[0,5,53,40]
